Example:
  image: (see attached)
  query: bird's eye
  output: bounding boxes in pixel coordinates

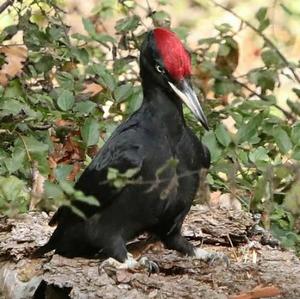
[155,65,164,74]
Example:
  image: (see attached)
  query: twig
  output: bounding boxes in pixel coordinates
[0,0,14,14]
[227,234,239,261]
[210,0,300,84]
[16,132,32,162]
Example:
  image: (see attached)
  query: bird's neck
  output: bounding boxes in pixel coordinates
[142,85,186,137]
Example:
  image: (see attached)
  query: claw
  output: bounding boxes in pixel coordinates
[139,256,159,274]
[193,248,229,267]
[100,254,159,274]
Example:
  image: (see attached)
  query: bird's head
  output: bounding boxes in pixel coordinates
[140,27,209,130]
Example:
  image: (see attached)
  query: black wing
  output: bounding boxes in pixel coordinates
[75,121,144,207]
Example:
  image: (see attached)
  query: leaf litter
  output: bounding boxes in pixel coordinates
[0,205,300,298]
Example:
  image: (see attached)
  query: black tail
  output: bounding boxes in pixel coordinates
[32,203,99,258]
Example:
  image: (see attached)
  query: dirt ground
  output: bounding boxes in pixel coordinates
[0,205,300,299]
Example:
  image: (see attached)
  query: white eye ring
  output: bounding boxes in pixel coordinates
[155,65,164,73]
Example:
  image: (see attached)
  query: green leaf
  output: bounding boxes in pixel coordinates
[292,146,300,160]
[256,7,268,22]
[152,10,171,27]
[258,18,270,31]
[124,167,140,178]
[93,33,116,44]
[202,131,222,162]
[81,117,100,146]
[215,124,231,147]
[287,99,300,116]
[0,175,29,214]
[214,79,236,96]
[236,113,264,144]
[92,65,116,91]
[59,180,75,195]
[22,136,49,153]
[44,181,64,201]
[215,23,232,34]
[57,72,75,90]
[115,16,140,32]
[73,101,97,115]
[71,48,89,64]
[34,55,54,73]
[255,7,270,31]
[82,18,96,35]
[198,37,216,45]
[55,164,73,182]
[73,190,100,206]
[0,25,18,42]
[284,183,300,215]
[114,84,132,102]
[272,127,292,154]
[292,88,300,98]
[218,44,230,56]
[249,146,269,163]
[291,123,300,145]
[0,99,26,116]
[3,79,24,98]
[248,69,276,91]
[261,49,282,67]
[57,90,75,111]
[4,148,26,174]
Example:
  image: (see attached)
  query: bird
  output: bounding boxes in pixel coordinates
[35,27,223,270]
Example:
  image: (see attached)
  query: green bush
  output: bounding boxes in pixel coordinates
[0,0,299,254]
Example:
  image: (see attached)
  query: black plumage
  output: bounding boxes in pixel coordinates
[35,28,211,266]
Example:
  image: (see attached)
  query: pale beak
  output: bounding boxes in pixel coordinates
[168,79,209,130]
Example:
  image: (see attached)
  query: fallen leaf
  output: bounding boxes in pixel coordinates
[82,82,103,96]
[116,269,132,283]
[0,46,27,86]
[230,285,281,299]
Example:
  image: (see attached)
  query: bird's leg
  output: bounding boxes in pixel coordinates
[99,237,159,273]
[162,232,229,266]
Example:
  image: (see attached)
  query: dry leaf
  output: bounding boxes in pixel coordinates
[67,162,82,181]
[230,285,281,299]
[0,46,27,86]
[82,82,103,96]
[216,37,239,76]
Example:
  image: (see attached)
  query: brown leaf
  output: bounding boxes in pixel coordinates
[82,82,103,96]
[0,46,27,86]
[116,269,132,283]
[67,162,82,181]
[215,37,239,76]
[230,285,281,299]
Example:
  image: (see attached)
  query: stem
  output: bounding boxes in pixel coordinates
[0,0,14,14]
[16,132,32,162]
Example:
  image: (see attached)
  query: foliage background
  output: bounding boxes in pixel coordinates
[0,0,300,254]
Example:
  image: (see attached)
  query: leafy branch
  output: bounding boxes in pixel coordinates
[210,0,300,84]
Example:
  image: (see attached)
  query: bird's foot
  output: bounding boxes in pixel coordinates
[193,248,229,266]
[100,254,159,273]
[139,256,159,273]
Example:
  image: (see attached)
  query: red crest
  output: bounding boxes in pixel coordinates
[153,28,191,80]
